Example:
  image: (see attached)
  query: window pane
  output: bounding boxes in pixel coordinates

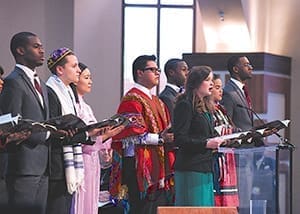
[159,8,193,91]
[160,0,193,5]
[125,0,157,4]
[123,7,157,94]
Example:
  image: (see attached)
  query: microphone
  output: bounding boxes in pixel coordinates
[237,104,264,125]
[236,104,294,149]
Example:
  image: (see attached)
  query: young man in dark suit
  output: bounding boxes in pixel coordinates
[159,58,189,121]
[0,32,50,214]
[0,65,8,211]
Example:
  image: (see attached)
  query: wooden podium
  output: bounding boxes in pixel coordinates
[157,207,238,214]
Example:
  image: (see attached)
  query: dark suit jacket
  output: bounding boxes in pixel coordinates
[173,96,215,172]
[221,79,253,131]
[159,85,178,122]
[0,66,49,176]
[0,108,6,178]
[47,86,89,180]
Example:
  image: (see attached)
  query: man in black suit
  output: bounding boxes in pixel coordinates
[252,151,276,213]
[159,58,189,121]
[0,32,50,214]
[0,65,8,210]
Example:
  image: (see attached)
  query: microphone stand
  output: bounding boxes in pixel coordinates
[237,104,295,150]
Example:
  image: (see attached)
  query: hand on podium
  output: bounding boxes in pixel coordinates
[214,119,291,148]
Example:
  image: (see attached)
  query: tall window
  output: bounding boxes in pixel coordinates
[122,0,194,94]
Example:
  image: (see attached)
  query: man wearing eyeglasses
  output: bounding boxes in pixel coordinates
[110,55,175,214]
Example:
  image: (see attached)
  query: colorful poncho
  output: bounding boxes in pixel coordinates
[110,87,175,198]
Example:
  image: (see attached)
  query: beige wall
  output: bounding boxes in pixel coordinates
[0,0,74,80]
[0,0,122,120]
[244,1,300,212]
[0,0,299,212]
[74,0,122,119]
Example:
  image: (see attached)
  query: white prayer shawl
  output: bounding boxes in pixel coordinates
[46,75,84,194]
[46,75,76,115]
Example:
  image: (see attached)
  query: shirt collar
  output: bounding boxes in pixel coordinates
[133,83,153,99]
[166,83,181,93]
[16,64,36,80]
[230,78,244,91]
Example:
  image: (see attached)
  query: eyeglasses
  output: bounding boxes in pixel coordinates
[242,63,253,69]
[236,63,253,69]
[142,67,161,73]
[244,63,253,69]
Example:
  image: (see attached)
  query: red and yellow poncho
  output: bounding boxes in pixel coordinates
[110,87,175,198]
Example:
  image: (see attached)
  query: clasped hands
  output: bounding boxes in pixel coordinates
[159,124,174,144]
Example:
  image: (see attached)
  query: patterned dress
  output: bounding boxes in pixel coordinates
[212,104,239,207]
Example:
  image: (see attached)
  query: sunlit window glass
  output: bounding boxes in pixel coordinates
[159,8,193,91]
[123,7,157,94]
[123,1,194,95]
[160,0,193,5]
[125,0,157,4]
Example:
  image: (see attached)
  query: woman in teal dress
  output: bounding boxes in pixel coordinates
[173,66,226,206]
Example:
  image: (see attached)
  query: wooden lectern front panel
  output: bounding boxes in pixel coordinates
[157,206,238,214]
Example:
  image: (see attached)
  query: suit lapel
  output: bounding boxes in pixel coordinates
[41,82,49,119]
[229,80,252,119]
[166,85,178,97]
[15,68,47,118]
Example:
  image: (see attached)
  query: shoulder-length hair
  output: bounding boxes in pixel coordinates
[177,65,214,113]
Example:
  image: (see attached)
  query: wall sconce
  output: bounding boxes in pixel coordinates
[219,10,225,21]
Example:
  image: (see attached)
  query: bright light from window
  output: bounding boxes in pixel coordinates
[125,0,157,4]
[123,2,194,95]
[161,0,193,5]
[204,23,251,52]
[123,7,157,94]
[159,8,193,91]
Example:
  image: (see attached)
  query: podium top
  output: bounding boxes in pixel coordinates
[214,119,290,143]
[218,145,278,154]
[253,120,290,131]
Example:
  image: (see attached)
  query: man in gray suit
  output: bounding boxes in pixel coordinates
[0,32,50,214]
[221,55,255,214]
[221,55,254,131]
[159,58,189,122]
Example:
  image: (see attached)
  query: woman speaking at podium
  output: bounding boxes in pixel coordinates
[173,66,225,206]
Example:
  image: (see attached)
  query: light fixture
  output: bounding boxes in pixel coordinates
[219,10,225,21]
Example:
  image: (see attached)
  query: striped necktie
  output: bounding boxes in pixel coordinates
[34,74,43,96]
[242,84,252,108]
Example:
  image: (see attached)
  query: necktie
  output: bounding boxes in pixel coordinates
[34,74,43,96]
[179,86,184,93]
[242,84,252,108]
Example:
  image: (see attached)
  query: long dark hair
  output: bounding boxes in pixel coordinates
[70,62,89,103]
[177,65,214,113]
